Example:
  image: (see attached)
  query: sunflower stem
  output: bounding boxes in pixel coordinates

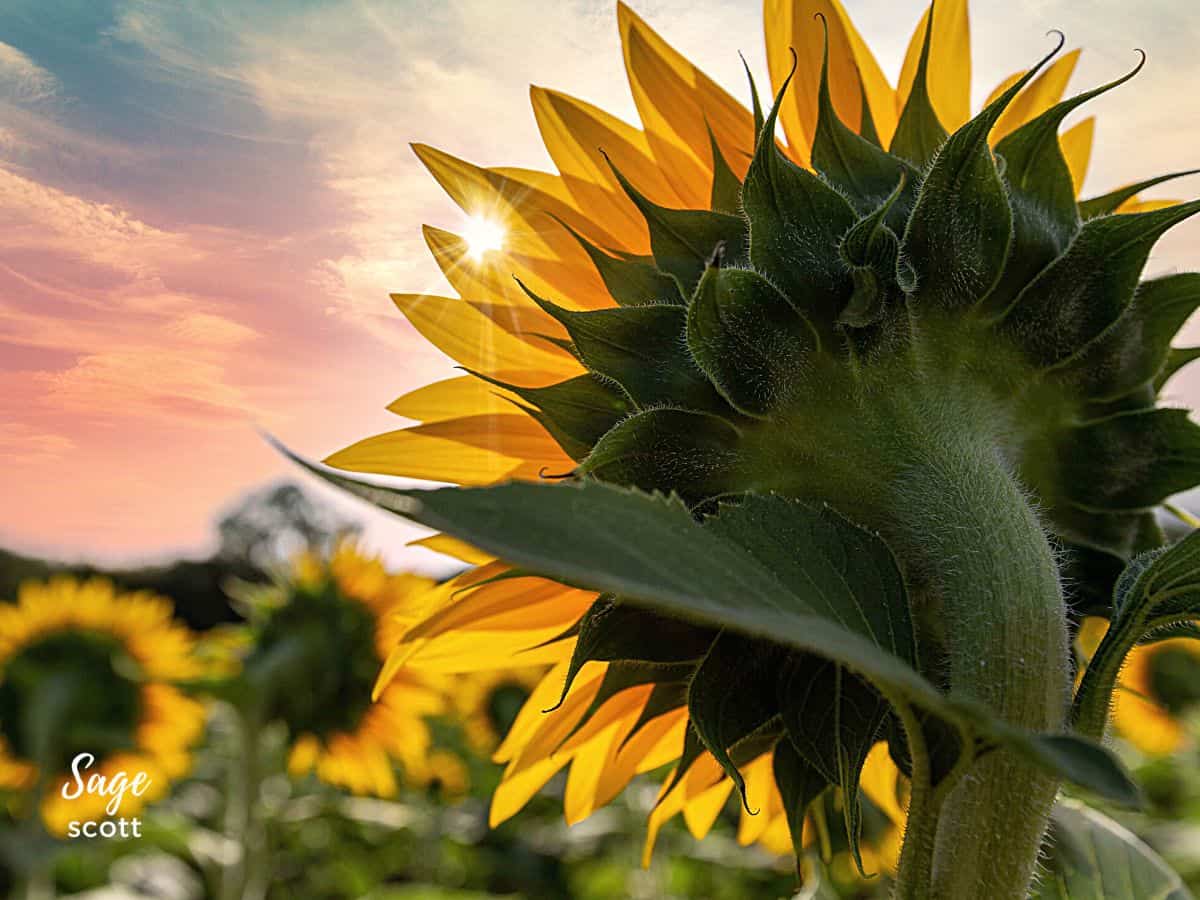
[888,696,937,900]
[887,424,1070,899]
[219,705,266,900]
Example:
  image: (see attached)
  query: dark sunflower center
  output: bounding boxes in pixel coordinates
[254,583,379,737]
[0,630,142,773]
[485,682,529,738]
[1147,646,1200,716]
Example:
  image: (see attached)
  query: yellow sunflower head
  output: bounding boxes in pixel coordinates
[1080,617,1200,756]
[249,542,449,798]
[0,576,205,835]
[311,0,1200,879]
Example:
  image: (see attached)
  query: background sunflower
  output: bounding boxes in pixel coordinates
[0,577,205,834]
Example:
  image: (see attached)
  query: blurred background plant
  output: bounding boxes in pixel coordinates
[4,481,1199,899]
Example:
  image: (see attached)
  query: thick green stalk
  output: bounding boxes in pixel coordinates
[888,425,1070,899]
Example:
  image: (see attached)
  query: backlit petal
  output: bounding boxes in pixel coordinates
[387,376,521,423]
[1060,117,1095,195]
[897,0,971,131]
[991,50,1080,143]
[617,2,756,206]
[392,294,581,381]
[763,0,898,159]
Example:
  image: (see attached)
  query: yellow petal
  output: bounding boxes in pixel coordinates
[991,50,1080,143]
[557,684,651,758]
[591,708,687,807]
[423,223,615,314]
[763,0,898,160]
[403,414,575,472]
[860,741,906,827]
[641,753,724,866]
[563,686,651,824]
[324,427,522,485]
[1116,198,1181,214]
[897,0,971,131]
[682,777,733,840]
[1060,117,1095,196]
[491,753,571,826]
[531,86,664,247]
[984,70,1024,108]
[1113,686,1183,755]
[390,625,574,675]
[404,574,593,643]
[735,752,777,845]
[509,664,606,774]
[757,811,795,856]
[494,660,574,763]
[287,735,320,776]
[392,293,580,381]
[617,2,755,206]
[423,226,576,330]
[407,533,494,565]
[387,376,520,423]
[413,143,623,258]
[618,707,688,774]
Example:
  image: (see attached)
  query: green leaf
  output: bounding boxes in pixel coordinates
[903,37,1064,310]
[1034,799,1192,899]
[887,10,947,167]
[708,126,742,215]
[686,260,820,416]
[742,61,856,330]
[660,719,781,803]
[555,216,683,306]
[1159,347,1200,392]
[604,153,748,295]
[741,52,765,141]
[838,177,914,328]
[283,454,1139,805]
[551,595,713,710]
[988,54,1146,313]
[1059,408,1200,513]
[1004,731,1141,808]
[518,286,726,412]
[469,371,630,461]
[1073,529,1200,736]
[1059,275,1200,402]
[1001,201,1200,368]
[1080,169,1200,220]
[579,407,744,502]
[772,739,829,872]
[687,632,784,808]
[810,17,918,221]
[777,654,888,873]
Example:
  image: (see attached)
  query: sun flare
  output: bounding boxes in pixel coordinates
[461,215,506,260]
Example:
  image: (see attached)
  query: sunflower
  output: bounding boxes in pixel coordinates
[319,0,1200,888]
[1078,617,1200,756]
[0,576,205,835]
[258,542,455,797]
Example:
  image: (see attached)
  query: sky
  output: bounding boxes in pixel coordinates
[1,0,1198,572]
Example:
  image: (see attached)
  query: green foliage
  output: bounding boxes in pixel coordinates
[1035,799,1193,899]
[285,461,1141,817]
[1075,529,1200,739]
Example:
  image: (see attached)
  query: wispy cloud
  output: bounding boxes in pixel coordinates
[0,41,58,103]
